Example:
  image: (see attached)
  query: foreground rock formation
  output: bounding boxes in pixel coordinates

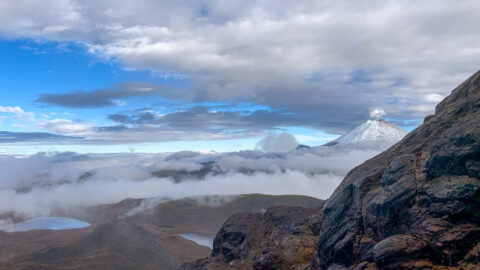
[180,205,324,270]
[182,70,480,269]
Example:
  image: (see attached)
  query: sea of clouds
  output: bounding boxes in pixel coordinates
[0,137,398,226]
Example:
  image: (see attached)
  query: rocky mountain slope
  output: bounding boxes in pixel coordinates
[180,205,324,270]
[181,70,480,269]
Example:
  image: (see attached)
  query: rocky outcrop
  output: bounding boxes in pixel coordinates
[180,205,324,270]
[316,69,480,269]
[181,69,480,270]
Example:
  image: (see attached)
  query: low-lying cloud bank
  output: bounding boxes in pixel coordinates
[0,141,396,223]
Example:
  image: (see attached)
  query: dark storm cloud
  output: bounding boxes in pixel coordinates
[0,131,82,143]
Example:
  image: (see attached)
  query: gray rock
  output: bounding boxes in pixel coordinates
[317,69,480,269]
[424,175,480,201]
[373,234,428,267]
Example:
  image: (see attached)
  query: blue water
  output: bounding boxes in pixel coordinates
[7,217,90,232]
[179,233,215,248]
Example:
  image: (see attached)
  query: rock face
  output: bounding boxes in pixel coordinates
[316,69,480,269]
[182,70,480,270]
[180,205,324,270]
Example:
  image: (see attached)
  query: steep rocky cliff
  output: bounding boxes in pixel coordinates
[181,70,480,270]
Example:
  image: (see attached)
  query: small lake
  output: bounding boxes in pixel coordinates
[7,217,91,232]
[179,233,215,249]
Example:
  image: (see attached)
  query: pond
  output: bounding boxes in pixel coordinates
[7,217,91,232]
[179,233,215,249]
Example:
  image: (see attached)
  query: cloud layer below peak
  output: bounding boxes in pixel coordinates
[0,140,394,222]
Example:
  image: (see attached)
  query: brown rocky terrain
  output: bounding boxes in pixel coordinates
[0,194,322,269]
[180,205,324,270]
[181,70,480,269]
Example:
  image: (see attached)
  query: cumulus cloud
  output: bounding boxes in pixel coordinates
[256,133,297,153]
[0,106,35,120]
[37,119,93,136]
[369,109,386,120]
[2,1,478,133]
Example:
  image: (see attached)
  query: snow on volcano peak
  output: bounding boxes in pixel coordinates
[329,120,407,145]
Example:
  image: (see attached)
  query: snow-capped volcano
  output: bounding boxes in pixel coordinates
[327,120,407,145]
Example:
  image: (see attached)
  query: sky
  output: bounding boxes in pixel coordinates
[0,0,479,154]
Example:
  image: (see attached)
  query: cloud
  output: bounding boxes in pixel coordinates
[85,126,262,144]
[0,170,341,220]
[424,93,445,103]
[369,109,386,120]
[256,133,297,153]
[0,131,82,143]
[0,140,394,220]
[2,1,477,132]
[36,82,172,108]
[0,106,272,144]
[107,106,306,132]
[108,111,160,125]
[37,119,93,136]
[0,106,35,120]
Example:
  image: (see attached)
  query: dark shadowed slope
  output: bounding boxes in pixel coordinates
[182,70,480,270]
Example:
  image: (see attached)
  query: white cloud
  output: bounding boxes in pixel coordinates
[295,134,338,144]
[369,109,386,120]
[1,1,479,131]
[0,106,35,120]
[256,132,297,152]
[0,0,84,38]
[0,139,394,220]
[37,118,93,136]
[0,170,341,220]
[424,93,445,103]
